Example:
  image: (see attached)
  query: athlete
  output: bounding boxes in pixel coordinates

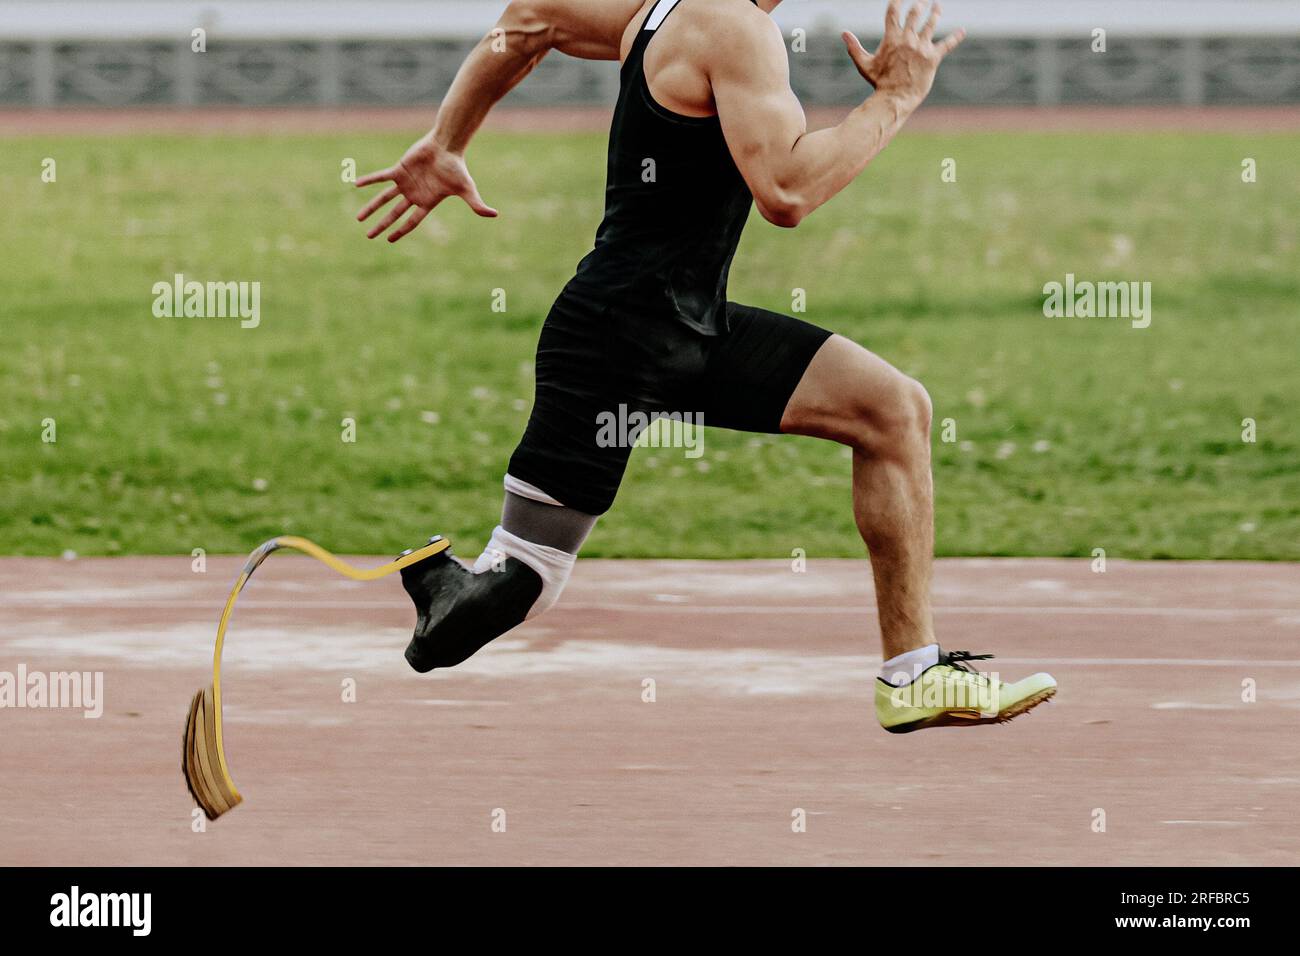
[355,0,1056,732]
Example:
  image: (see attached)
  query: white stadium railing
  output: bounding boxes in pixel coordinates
[4,1,1300,39]
[1,1,1298,106]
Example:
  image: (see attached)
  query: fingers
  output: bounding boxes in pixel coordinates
[366,198,412,239]
[382,189,497,242]
[920,2,941,41]
[903,1,923,33]
[356,184,400,222]
[884,0,903,35]
[355,166,397,188]
[935,27,966,58]
[460,179,500,218]
[842,31,874,71]
[386,205,429,243]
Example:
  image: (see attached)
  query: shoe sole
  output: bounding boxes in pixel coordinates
[882,685,1057,734]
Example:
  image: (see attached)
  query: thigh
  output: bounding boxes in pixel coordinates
[508,288,710,515]
[688,302,834,434]
[779,331,929,449]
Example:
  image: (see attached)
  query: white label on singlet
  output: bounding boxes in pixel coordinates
[645,0,684,31]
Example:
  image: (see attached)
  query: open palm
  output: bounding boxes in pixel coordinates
[355,136,498,242]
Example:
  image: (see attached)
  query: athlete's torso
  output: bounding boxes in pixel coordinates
[567,0,755,335]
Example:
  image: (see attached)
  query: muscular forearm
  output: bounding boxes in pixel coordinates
[764,92,920,227]
[429,0,637,154]
[780,92,917,224]
[430,2,554,153]
[355,0,640,240]
[723,2,964,229]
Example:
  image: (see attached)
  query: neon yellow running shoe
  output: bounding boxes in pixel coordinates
[875,649,1056,734]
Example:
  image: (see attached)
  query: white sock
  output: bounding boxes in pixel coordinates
[503,473,564,506]
[879,643,939,686]
[471,525,575,620]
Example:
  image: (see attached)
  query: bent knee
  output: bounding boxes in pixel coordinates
[849,373,932,458]
[782,336,932,456]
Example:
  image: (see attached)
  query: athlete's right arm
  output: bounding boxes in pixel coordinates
[713,0,965,228]
[430,0,647,153]
[356,0,644,242]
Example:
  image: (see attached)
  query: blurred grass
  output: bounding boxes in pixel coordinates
[0,129,1296,559]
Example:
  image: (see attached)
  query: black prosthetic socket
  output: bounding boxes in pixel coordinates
[400,543,543,673]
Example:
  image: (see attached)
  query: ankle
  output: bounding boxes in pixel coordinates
[879,642,939,686]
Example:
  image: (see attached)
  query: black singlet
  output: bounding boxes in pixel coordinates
[567,0,758,335]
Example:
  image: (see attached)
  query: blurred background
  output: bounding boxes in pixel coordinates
[2,0,1299,108]
[1,2,1297,561]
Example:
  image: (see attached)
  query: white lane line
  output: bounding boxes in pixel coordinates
[4,600,1298,618]
[991,658,1300,667]
[567,604,1299,618]
[1160,821,1251,827]
[1151,701,1235,710]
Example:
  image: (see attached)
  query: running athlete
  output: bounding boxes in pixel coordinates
[355,0,1056,732]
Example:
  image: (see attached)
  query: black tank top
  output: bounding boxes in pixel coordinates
[567,0,756,335]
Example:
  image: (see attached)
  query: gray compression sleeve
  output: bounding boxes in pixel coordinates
[500,492,598,555]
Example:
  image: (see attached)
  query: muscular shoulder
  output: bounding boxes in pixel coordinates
[680,0,779,39]
[640,0,786,111]
[683,0,786,77]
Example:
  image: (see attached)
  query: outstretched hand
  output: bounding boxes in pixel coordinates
[842,0,966,109]
[355,136,498,242]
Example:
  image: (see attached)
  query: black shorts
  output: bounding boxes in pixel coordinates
[507,285,833,515]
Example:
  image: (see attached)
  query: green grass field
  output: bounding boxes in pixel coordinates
[1,128,1296,559]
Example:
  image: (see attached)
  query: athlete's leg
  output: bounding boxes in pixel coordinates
[402,285,701,672]
[692,306,932,661]
[400,477,599,673]
[698,304,1054,729]
[778,335,935,661]
[501,488,597,554]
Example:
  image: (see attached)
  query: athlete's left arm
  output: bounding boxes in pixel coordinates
[712,0,964,228]
[356,0,644,242]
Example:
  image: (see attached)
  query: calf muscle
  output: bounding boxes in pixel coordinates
[782,336,937,658]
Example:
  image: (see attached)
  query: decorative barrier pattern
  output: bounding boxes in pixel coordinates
[2,36,1298,108]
